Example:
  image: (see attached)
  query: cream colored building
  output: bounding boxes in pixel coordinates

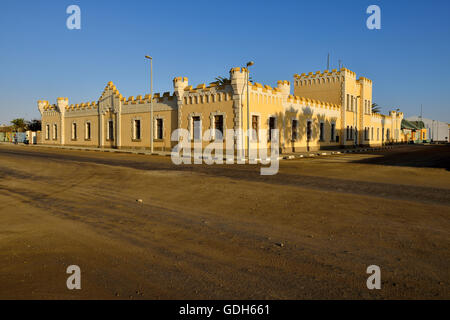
[38,66,403,153]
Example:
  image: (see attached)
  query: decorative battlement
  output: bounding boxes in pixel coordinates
[99,81,121,100]
[183,91,232,105]
[293,69,344,87]
[229,67,248,86]
[230,67,248,75]
[277,80,291,97]
[173,77,188,83]
[277,80,290,86]
[250,82,283,95]
[182,81,229,94]
[294,68,341,80]
[293,67,371,84]
[66,101,98,112]
[357,76,372,85]
[121,92,175,105]
[38,100,49,107]
[38,99,68,113]
[389,110,404,118]
[340,68,356,78]
[43,104,58,111]
[286,94,340,111]
[173,77,189,102]
[372,110,403,119]
[371,112,388,119]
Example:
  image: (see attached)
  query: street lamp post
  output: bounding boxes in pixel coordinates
[245,61,254,159]
[145,55,154,153]
[355,95,360,147]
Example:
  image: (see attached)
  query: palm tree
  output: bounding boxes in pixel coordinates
[211,75,253,86]
[10,118,26,132]
[26,119,42,131]
[371,103,381,114]
[211,76,231,86]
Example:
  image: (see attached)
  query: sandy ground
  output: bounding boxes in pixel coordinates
[0,144,449,299]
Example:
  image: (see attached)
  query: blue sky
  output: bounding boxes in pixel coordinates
[0,0,449,124]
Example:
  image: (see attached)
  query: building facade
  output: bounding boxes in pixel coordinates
[406,116,449,142]
[38,66,404,153]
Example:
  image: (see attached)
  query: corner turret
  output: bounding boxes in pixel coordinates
[173,77,189,98]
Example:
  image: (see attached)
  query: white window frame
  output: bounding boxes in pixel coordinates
[85,121,92,140]
[319,121,325,142]
[154,116,165,140]
[209,111,226,141]
[267,115,277,142]
[188,113,202,141]
[330,122,336,142]
[250,113,261,142]
[71,122,77,140]
[306,119,313,142]
[291,118,299,141]
[52,123,57,140]
[107,120,114,141]
[131,117,142,141]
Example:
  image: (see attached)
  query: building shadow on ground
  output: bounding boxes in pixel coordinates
[350,144,450,171]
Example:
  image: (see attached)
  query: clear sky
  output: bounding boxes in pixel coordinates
[0,0,449,125]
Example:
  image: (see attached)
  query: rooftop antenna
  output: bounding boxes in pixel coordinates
[327,53,330,70]
[338,59,342,70]
[420,104,423,119]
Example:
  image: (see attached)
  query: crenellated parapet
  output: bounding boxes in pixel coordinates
[37,100,50,114]
[339,68,356,79]
[357,77,372,85]
[286,95,340,111]
[294,68,344,87]
[230,67,248,94]
[277,80,291,101]
[250,82,283,95]
[121,92,176,105]
[56,97,69,114]
[66,101,99,112]
[182,86,233,105]
[173,77,189,91]
[38,98,68,115]
[176,73,235,106]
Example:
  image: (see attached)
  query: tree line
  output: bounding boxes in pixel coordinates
[1,119,42,132]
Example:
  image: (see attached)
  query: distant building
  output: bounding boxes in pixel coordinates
[401,119,427,143]
[0,125,13,133]
[406,117,449,142]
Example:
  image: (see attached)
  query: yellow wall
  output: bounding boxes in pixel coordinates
[294,70,342,105]
[180,85,235,149]
[64,114,99,147]
[41,111,61,145]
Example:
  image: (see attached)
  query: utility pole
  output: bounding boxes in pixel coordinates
[145,55,154,153]
[245,61,254,159]
[355,96,360,146]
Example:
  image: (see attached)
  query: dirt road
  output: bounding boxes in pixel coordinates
[0,144,449,299]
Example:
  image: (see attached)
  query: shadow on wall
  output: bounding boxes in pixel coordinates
[274,108,337,152]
